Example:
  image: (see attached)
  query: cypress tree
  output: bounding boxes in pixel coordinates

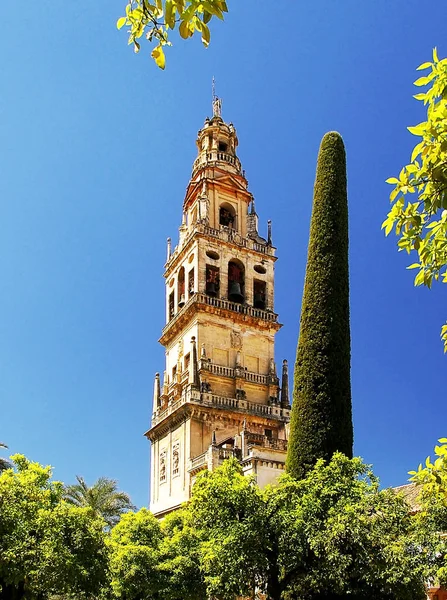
[286,132,353,479]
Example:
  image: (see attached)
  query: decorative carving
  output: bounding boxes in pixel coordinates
[172,442,180,477]
[231,331,243,349]
[235,389,246,400]
[159,450,167,483]
[201,381,211,393]
[213,96,222,118]
[178,339,183,357]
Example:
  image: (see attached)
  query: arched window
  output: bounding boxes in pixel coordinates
[188,268,195,298]
[228,260,245,304]
[178,267,185,308]
[206,265,220,297]
[219,203,236,229]
[253,279,266,309]
[169,291,175,320]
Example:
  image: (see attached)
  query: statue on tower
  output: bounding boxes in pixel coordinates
[213,95,222,118]
[212,76,222,118]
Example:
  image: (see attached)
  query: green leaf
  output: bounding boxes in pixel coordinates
[407,123,427,136]
[416,61,432,71]
[407,263,421,270]
[201,21,210,46]
[117,16,127,30]
[179,20,193,38]
[151,44,166,69]
[414,76,431,87]
[165,0,175,29]
[414,270,425,286]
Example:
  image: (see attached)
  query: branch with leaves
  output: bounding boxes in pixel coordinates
[383,48,447,351]
[117,0,228,69]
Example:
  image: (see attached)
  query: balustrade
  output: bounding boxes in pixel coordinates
[151,387,288,427]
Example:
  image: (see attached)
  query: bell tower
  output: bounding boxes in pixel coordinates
[145,98,291,517]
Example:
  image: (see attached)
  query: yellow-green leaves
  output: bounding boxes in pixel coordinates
[151,44,166,69]
[384,49,447,352]
[116,16,127,29]
[117,0,228,68]
[442,323,447,352]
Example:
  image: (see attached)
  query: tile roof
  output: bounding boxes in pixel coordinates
[393,482,421,512]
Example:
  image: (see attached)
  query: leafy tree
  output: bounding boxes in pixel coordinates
[188,459,268,600]
[383,49,447,352]
[64,475,135,528]
[108,508,163,600]
[108,506,206,600]
[117,0,228,69]
[409,437,447,586]
[287,132,353,480]
[180,456,426,600]
[0,455,108,600]
[269,453,426,600]
[0,442,11,472]
[157,509,206,600]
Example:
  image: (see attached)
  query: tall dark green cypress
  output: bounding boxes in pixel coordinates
[286,132,353,480]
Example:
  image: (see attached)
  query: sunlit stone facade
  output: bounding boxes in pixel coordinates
[145,100,291,517]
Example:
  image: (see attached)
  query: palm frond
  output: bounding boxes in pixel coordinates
[63,474,135,527]
[0,442,11,473]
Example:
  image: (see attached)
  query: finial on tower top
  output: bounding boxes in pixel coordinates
[212,76,222,118]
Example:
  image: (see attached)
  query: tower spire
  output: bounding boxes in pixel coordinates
[281,360,290,408]
[153,372,161,408]
[212,76,222,118]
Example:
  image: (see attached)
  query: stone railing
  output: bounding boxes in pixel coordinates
[165,223,275,272]
[192,150,242,176]
[195,293,277,322]
[200,361,271,385]
[162,292,279,336]
[151,387,290,427]
[190,452,207,469]
[245,432,288,451]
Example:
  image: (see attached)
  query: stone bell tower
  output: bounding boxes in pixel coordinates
[145,97,291,517]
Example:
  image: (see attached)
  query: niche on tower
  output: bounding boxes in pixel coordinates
[188,268,195,298]
[205,265,220,297]
[178,267,185,308]
[219,202,236,229]
[228,260,245,304]
[253,279,267,309]
[168,291,175,320]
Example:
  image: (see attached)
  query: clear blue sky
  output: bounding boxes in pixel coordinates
[1,1,446,508]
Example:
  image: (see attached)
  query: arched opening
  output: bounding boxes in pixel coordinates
[206,264,220,297]
[178,267,185,308]
[188,268,195,298]
[253,279,266,309]
[228,260,245,304]
[169,291,175,320]
[219,203,236,229]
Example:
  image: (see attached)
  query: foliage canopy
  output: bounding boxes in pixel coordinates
[64,474,135,528]
[383,49,447,351]
[409,437,447,587]
[0,455,108,599]
[117,0,228,69]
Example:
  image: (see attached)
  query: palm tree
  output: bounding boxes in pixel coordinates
[64,475,136,528]
[0,442,11,472]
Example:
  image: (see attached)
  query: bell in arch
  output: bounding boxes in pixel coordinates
[228,281,244,303]
[206,281,218,297]
[253,293,265,309]
[178,294,186,308]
